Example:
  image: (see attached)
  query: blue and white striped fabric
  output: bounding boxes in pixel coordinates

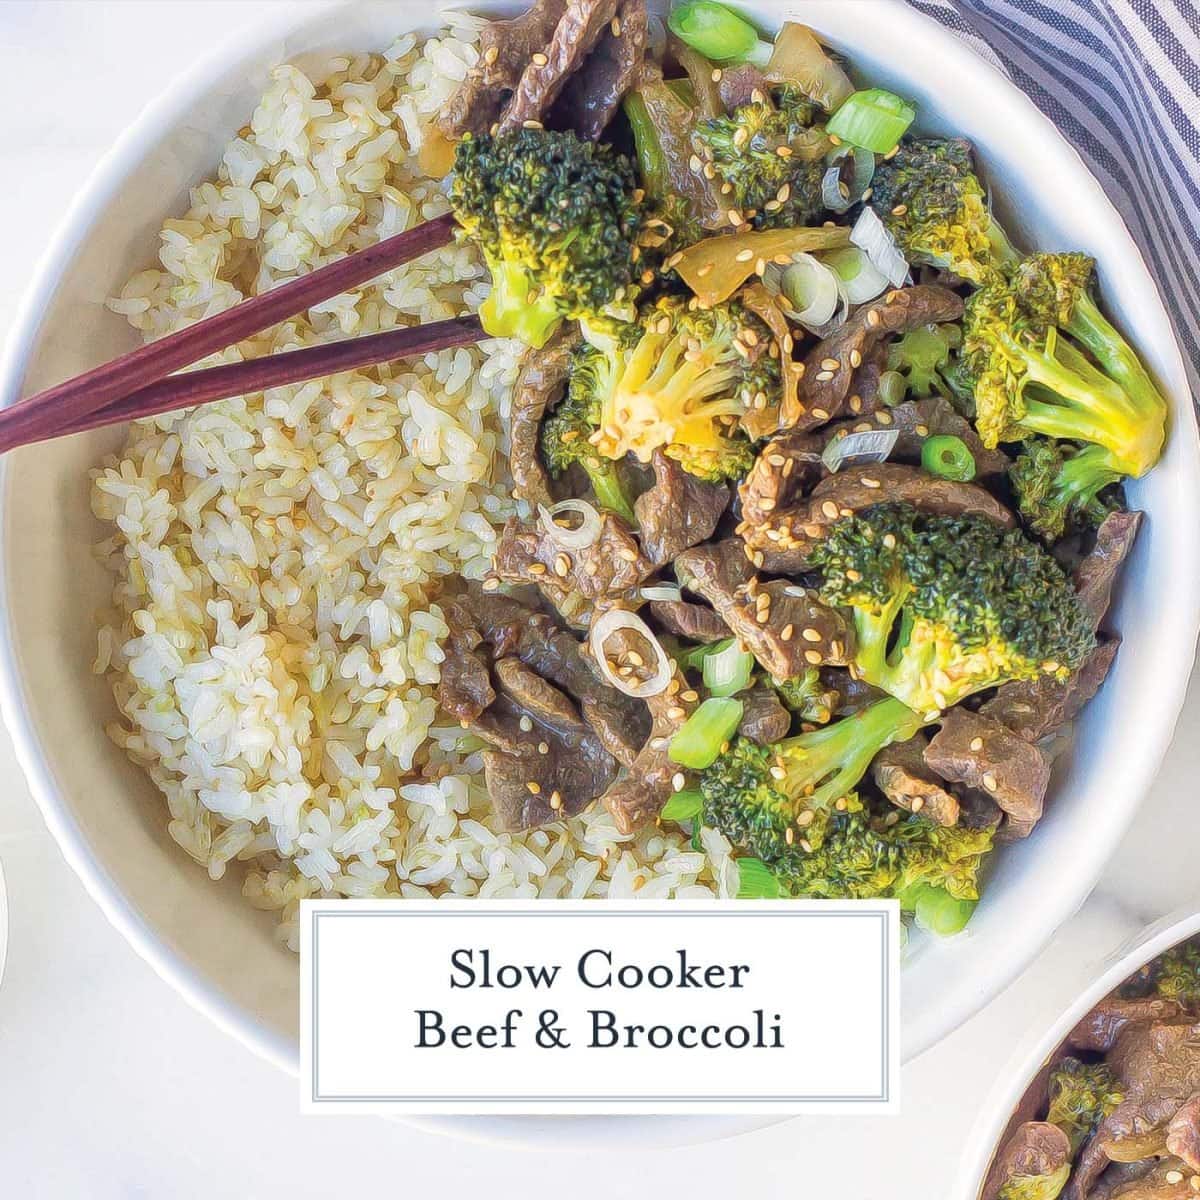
[907,0,1200,401]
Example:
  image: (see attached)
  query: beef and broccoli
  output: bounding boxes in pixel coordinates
[432,0,1168,934]
[983,937,1200,1200]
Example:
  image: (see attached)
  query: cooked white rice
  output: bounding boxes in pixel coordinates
[91,19,735,950]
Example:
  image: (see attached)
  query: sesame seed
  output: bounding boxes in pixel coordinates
[802,627,822,643]
[1166,1173,1184,1187]
[532,51,548,65]
[821,357,840,372]
[882,533,896,550]
[727,208,743,226]
[785,827,795,845]
[696,262,714,277]
[911,796,925,813]
[733,126,749,148]
[538,741,550,755]
[861,475,881,489]
[845,568,861,582]
[780,624,795,642]
[689,154,702,173]
[875,410,893,425]
[776,145,793,158]
[849,348,862,369]
[970,737,984,751]
[822,501,839,519]
[884,143,900,160]
[484,45,499,65]
[528,561,547,575]
[804,649,822,665]
[619,546,638,562]
[549,790,563,811]
[527,781,541,795]
[482,576,500,591]
[915,424,930,437]
[982,772,998,792]
[711,67,723,82]
[735,248,755,262]
[829,133,842,146]
[849,394,863,413]
[866,309,881,328]
[611,15,621,35]
[815,370,835,382]
[891,203,908,216]
[666,252,683,269]
[668,706,686,721]
[681,689,699,703]
[672,772,686,791]
[811,407,829,420]
[522,119,544,130]
[553,552,571,577]
[835,797,847,811]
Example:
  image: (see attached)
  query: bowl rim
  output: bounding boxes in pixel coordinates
[0,0,1196,1151]
[952,905,1200,1199]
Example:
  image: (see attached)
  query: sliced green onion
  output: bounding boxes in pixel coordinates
[667,1,772,65]
[661,788,705,822]
[779,254,841,326]
[821,245,890,304]
[827,88,916,154]
[820,146,876,215]
[922,434,977,481]
[702,639,755,697]
[877,369,907,408]
[736,857,782,899]
[680,636,731,673]
[669,697,745,769]
[900,883,977,937]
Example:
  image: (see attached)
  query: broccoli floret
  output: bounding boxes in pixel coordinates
[575,295,774,481]
[539,358,637,522]
[1009,439,1124,543]
[997,1168,1071,1200]
[449,128,644,348]
[1045,1058,1124,1156]
[887,323,963,399]
[770,668,837,725]
[693,91,827,229]
[1154,939,1200,1005]
[699,695,924,859]
[962,254,1167,478]
[808,503,1095,717]
[869,137,1018,285]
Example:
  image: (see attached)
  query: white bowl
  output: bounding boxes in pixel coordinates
[0,0,1196,1148]
[954,906,1200,1198]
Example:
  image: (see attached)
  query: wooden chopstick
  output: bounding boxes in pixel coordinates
[22,315,485,449]
[0,211,457,452]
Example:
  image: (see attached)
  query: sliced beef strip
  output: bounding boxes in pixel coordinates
[596,628,699,833]
[744,461,1015,573]
[737,686,792,745]
[822,667,884,717]
[1167,1093,1200,1171]
[437,0,569,139]
[634,450,730,567]
[493,656,583,732]
[490,511,654,626]
[1102,1158,1196,1200]
[677,540,854,680]
[981,1122,1072,1200]
[459,589,649,767]
[649,598,729,644]
[737,429,826,532]
[438,599,497,723]
[871,733,960,826]
[716,63,772,111]
[782,285,964,429]
[482,715,618,831]
[923,707,1051,825]
[1074,511,1143,633]
[499,0,621,135]
[982,637,1120,745]
[550,0,647,141]
[1068,998,1185,1055]
[510,329,578,507]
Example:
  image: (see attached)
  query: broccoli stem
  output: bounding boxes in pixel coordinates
[480,258,564,348]
[582,458,637,524]
[1052,443,1123,509]
[781,695,923,811]
[623,93,669,204]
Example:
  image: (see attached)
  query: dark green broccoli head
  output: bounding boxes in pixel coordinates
[1046,1057,1125,1155]
[449,128,644,347]
[963,267,1165,476]
[1155,940,1200,1006]
[997,1168,1072,1200]
[869,137,1017,284]
[700,695,923,856]
[1013,252,1095,328]
[693,91,827,229]
[1009,439,1124,543]
[738,800,994,906]
[808,503,1095,716]
[573,295,774,482]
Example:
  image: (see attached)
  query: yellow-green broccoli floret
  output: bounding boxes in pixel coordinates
[575,295,775,481]
[869,137,1018,285]
[1155,939,1200,1005]
[808,503,1096,717]
[1045,1057,1124,1156]
[962,253,1167,477]
[449,128,644,348]
[1009,438,1124,543]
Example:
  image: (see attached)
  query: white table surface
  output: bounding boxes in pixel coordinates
[0,4,1197,1196]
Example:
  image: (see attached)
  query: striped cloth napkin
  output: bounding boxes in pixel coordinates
[907,0,1200,400]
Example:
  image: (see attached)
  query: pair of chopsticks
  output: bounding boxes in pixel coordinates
[2,211,487,453]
